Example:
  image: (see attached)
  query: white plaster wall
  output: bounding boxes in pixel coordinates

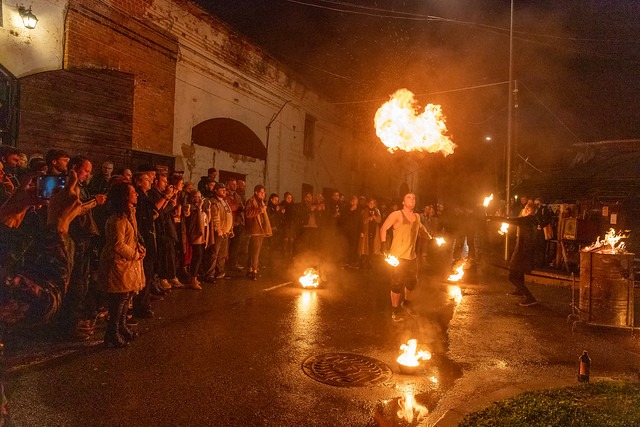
[148,0,355,198]
[0,0,66,77]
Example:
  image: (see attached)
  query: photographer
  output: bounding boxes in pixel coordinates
[0,170,83,424]
[150,173,180,291]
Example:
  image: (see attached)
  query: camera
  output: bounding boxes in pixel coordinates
[37,175,67,200]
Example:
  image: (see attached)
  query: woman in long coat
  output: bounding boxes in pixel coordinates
[358,198,382,268]
[99,182,146,347]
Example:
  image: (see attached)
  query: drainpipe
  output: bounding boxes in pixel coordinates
[264,100,291,189]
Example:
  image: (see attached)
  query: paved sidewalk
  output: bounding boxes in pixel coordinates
[428,263,640,426]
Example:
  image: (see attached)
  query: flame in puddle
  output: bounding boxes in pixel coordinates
[483,193,494,208]
[582,228,630,254]
[374,89,455,155]
[397,339,431,367]
[385,254,400,267]
[498,222,509,235]
[435,237,446,246]
[448,285,462,303]
[397,391,428,424]
[298,267,320,288]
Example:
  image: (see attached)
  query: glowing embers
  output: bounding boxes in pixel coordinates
[298,267,320,288]
[374,89,455,155]
[582,228,630,254]
[385,254,400,267]
[397,339,431,375]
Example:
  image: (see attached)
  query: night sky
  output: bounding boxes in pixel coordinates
[198,0,640,174]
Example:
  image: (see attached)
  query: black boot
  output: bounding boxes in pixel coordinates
[118,294,138,342]
[104,293,129,348]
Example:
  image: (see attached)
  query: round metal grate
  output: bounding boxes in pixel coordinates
[302,353,393,387]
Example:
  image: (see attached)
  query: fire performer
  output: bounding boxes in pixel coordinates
[487,201,538,306]
[379,193,432,321]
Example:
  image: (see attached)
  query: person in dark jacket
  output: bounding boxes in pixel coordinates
[488,200,539,306]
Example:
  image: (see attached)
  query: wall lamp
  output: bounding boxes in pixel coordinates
[18,5,39,29]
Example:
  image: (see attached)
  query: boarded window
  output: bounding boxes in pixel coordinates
[303,114,316,158]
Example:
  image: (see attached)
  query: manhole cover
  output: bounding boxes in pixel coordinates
[302,353,393,387]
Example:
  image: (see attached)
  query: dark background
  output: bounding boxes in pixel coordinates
[198,0,640,196]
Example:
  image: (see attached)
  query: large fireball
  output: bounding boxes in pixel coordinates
[374,88,455,155]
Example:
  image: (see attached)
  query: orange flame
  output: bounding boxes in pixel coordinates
[448,285,462,303]
[483,194,494,208]
[397,392,428,424]
[385,254,400,267]
[374,89,455,155]
[435,237,446,246]
[582,228,630,254]
[397,339,432,367]
[298,268,320,288]
[498,222,509,235]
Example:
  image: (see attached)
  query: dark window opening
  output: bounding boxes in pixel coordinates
[0,63,19,147]
[303,114,316,158]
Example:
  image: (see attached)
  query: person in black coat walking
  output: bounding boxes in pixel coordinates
[488,200,539,306]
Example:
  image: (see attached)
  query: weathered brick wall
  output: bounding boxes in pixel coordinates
[64,0,178,155]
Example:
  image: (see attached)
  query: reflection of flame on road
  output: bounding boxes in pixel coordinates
[298,267,320,288]
[374,88,455,155]
[582,228,630,254]
[435,237,446,246]
[397,392,428,424]
[483,193,494,208]
[498,222,509,235]
[397,339,431,367]
[385,254,400,267]
[448,285,462,303]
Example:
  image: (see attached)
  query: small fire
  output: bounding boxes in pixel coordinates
[448,285,462,303]
[582,228,630,254]
[397,392,428,424]
[435,237,446,246]
[483,193,494,208]
[397,339,432,367]
[298,268,320,288]
[374,89,455,155]
[385,254,400,267]
[447,259,467,282]
[498,222,509,235]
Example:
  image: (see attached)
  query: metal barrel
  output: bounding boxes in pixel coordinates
[579,251,634,327]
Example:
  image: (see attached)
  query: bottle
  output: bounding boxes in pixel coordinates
[578,350,591,383]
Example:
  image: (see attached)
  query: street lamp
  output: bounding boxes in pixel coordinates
[18,5,38,29]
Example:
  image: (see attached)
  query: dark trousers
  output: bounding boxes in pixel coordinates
[157,236,177,279]
[202,234,230,277]
[508,269,535,300]
[190,244,205,278]
[248,235,265,271]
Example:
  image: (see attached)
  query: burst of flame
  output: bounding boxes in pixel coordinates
[435,237,446,246]
[385,254,400,267]
[483,193,494,208]
[498,222,509,235]
[582,228,630,254]
[298,268,320,288]
[374,89,455,155]
[448,285,462,303]
[397,339,432,367]
[448,265,464,282]
[397,392,428,424]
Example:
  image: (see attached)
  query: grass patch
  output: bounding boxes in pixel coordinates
[459,381,640,427]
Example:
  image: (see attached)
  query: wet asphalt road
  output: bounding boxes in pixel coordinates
[5,254,463,426]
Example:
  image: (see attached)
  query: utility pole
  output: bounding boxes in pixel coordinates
[505,0,514,261]
[264,100,290,190]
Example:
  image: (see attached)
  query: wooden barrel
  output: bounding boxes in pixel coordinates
[579,251,634,327]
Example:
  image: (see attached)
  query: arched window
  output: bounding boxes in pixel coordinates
[191,118,265,160]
